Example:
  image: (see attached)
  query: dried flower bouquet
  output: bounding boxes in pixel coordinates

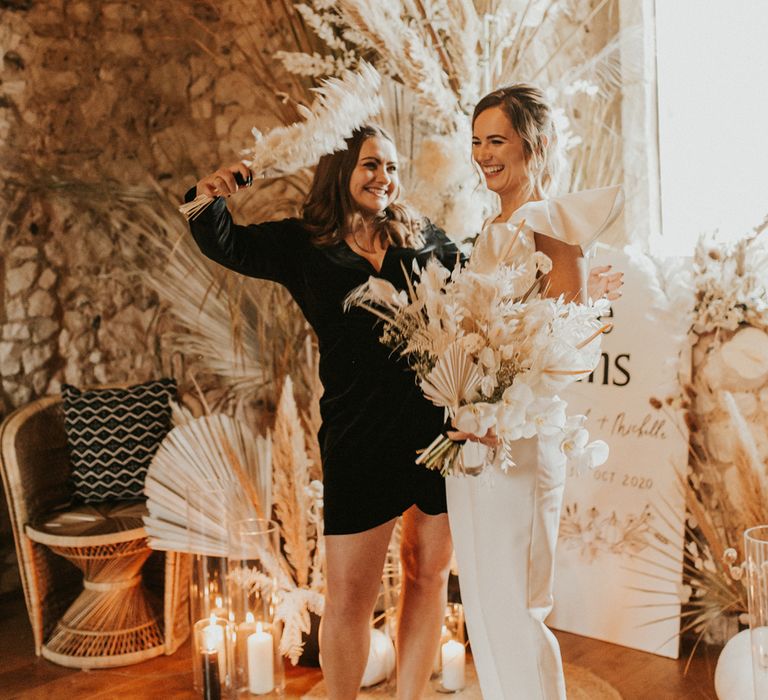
[346,221,611,475]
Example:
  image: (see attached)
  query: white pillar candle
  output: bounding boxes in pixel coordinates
[441,639,466,691]
[247,622,275,694]
[434,625,449,675]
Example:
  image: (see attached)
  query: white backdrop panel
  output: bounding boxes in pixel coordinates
[548,247,688,659]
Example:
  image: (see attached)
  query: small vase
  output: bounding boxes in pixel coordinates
[228,517,285,698]
[715,628,755,700]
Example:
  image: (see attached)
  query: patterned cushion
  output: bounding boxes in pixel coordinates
[62,379,176,503]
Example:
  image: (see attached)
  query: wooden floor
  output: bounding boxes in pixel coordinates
[0,592,718,699]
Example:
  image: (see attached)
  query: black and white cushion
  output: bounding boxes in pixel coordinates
[62,378,176,503]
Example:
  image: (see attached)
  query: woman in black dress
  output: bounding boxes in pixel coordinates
[188,125,459,699]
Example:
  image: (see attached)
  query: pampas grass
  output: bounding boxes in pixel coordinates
[274,0,627,239]
[272,376,321,590]
[643,389,767,650]
[180,61,383,219]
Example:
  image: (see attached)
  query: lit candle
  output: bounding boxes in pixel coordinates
[441,639,466,691]
[201,648,222,700]
[213,594,226,618]
[238,611,257,637]
[247,621,274,694]
[201,613,226,678]
[434,624,449,675]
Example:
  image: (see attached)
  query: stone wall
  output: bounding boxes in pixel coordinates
[0,0,294,406]
[0,0,302,595]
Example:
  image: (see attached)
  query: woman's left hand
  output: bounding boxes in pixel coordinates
[446,428,500,447]
[588,265,624,301]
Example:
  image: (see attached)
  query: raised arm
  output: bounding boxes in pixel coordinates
[186,163,301,285]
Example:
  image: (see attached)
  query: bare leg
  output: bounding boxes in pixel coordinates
[321,518,397,699]
[396,506,453,700]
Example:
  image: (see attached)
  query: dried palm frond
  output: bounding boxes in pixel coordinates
[143,413,272,556]
[272,376,315,589]
[421,342,482,413]
[107,187,313,415]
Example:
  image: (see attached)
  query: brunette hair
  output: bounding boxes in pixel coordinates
[302,125,423,248]
[472,83,563,198]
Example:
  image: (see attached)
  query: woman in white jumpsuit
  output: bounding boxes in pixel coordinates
[446,84,623,700]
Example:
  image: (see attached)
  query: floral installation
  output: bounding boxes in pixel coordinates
[143,377,325,663]
[631,216,768,644]
[690,219,768,336]
[627,221,768,648]
[558,502,656,564]
[346,221,611,475]
[269,0,629,239]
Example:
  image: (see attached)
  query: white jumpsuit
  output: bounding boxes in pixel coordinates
[446,186,624,700]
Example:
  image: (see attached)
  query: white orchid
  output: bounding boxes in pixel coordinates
[528,397,568,436]
[454,402,496,437]
[496,383,536,441]
[561,416,609,472]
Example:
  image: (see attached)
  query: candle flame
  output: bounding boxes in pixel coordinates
[256,621,263,633]
[209,612,217,625]
[246,611,255,624]
[215,595,223,608]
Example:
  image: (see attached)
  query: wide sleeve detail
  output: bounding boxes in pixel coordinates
[509,185,624,250]
[185,186,303,285]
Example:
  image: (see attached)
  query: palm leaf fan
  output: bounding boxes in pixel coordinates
[420,341,482,413]
[143,413,272,556]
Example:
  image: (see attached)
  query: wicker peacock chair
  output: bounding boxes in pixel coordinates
[0,393,190,668]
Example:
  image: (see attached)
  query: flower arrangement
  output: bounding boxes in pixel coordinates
[690,220,768,335]
[646,389,762,645]
[144,377,325,663]
[346,221,610,475]
[269,0,628,238]
[633,216,768,645]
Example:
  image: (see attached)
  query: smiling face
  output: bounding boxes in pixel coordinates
[348,136,399,216]
[472,106,530,204]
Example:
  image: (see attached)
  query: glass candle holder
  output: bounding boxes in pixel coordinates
[228,518,285,697]
[744,525,768,699]
[438,602,466,693]
[187,481,240,698]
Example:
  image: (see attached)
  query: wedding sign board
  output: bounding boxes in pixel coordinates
[548,247,689,659]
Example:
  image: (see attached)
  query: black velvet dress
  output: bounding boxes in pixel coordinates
[187,195,462,535]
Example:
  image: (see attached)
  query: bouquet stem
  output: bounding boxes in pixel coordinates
[416,434,463,476]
